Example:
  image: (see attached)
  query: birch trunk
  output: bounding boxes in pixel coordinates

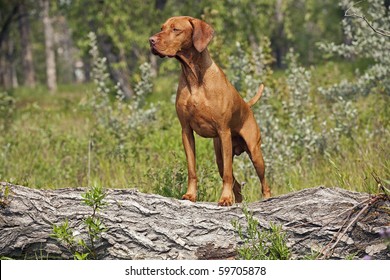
[42,0,57,92]
[18,1,36,87]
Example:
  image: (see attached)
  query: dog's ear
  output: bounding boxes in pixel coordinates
[190,18,214,53]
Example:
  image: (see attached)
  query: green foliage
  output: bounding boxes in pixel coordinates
[87,31,156,159]
[60,0,165,73]
[316,0,389,154]
[227,38,274,99]
[318,0,390,96]
[150,157,187,199]
[232,205,291,260]
[149,151,221,201]
[82,183,107,213]
[51,219,77,254]
[51,185,107,260]
[2,0,347,90]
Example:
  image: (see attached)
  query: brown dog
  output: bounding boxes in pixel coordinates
[149,16,271,206]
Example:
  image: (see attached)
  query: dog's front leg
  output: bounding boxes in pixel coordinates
[181,127,197,202]
[218,130,234,206]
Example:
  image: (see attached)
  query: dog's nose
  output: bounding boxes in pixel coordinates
[149,36,157,46]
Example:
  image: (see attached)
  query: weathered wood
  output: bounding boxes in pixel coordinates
[0,182,389,259]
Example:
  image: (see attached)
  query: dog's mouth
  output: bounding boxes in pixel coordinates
[150,46,166,58]
[150,46,177,58]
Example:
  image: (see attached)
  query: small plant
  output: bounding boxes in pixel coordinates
[0,184,12,208]
[232,205,291,260]
[51,185,107,259]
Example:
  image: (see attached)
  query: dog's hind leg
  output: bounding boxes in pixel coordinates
[239,121,271,199]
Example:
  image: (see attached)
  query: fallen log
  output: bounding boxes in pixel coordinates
[0,182,389,259]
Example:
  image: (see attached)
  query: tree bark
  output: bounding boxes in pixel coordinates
[0,182,389,260]
[0,33,17,89]
[18,0,36,87]
[41,0,57,92]
[0,3,20,89]
[0,4,19,48]
[272,0,286,68]
[54,15,75,84]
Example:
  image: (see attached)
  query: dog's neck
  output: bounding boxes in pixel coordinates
[176,47,213,92]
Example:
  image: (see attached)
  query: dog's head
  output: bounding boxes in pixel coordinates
[149,16,214,58]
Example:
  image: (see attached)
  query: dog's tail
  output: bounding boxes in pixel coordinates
[247,84,264,107]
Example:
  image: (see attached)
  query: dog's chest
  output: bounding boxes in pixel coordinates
[176,90,219,137]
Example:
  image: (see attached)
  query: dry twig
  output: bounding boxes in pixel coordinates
[318,195,384,259]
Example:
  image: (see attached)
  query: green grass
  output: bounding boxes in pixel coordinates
[232,205,291,260]
[0,61,389,202]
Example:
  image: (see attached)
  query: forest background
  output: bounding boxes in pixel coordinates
[0,0,389,202]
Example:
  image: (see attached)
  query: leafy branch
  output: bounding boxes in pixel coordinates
[345,0,390,37]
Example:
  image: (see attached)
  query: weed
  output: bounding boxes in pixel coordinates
[150,155,187,199]
[51,185,107,259]
[0,184,12,208]
[232,205,291,260]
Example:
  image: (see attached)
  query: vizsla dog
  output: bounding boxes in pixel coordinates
[149,16,271,206]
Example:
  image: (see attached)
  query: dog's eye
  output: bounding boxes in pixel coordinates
[173,28,181,32]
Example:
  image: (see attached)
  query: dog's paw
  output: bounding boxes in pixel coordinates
[262,191,271,199]
[182,193,196,202]
[218,196,233,207]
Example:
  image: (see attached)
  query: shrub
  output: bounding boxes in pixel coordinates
[87,32,157,158]
[317,0,389,145]
[318,0,390,98]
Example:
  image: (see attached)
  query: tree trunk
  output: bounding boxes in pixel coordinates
[41,0,57,92]
[0,182,388,260]
[155,0,167,10]
[18,0,36,88]
[272,0,286,68]
[0,4,20,89]
[0,34,17,89]
[0,4,19,48]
